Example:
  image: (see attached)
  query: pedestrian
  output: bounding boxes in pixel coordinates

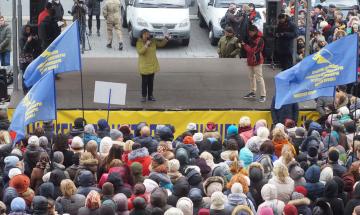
[242,25,266,103]
[70,0,88,53]
[86,0,102,36]
[136,29,169,102]
[275,13,298,71]
[103,0,123,50]
[38,8,61,51]
[217,26,240,58]
[52,0,64,22]
[0,16,11,69]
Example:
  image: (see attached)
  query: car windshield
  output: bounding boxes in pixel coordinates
[214,0,265,8]
[313,0,358,8]
[134,0,187,8]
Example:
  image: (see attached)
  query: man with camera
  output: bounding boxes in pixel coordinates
[70,0,88,52]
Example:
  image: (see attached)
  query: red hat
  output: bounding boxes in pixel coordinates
[283,204,298,215]
[9,174,30,193]
[198,208,210,215]
[183,136,195,145]
[295,186,308,197]
[206,122,216,132]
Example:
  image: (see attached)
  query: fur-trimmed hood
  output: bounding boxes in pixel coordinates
[288,197,311,206]
[129,147,149,160]
[231,205,253,215]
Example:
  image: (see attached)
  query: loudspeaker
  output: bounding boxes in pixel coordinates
[30,0,48,25]
[266,0,282,26]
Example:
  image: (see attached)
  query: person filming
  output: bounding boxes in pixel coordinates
[136,29,169,102]
[70,0,88,52]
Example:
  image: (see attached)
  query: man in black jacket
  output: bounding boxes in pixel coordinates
[275,13,298,71]
[38,8,61,51]
[271,95,299,126]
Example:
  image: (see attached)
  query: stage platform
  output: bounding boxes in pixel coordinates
[9,58,315,111]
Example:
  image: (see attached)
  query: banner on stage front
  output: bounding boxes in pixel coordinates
[275,34,358,109]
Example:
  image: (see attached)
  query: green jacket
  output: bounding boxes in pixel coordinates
[0,24,11,53]
[217,35,240,58]
[136,38,167,75]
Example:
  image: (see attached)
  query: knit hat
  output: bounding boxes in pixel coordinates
[53,151,64,164]
[99,204,116,215]
[288,161,304,180]
[99,137,113,154]
[102,182,114,196]
[84,124,96,134]
[328,149,339,162]
[354,205,360,215]
[320,167,333,184]
[28,136,39,147]
[258,207,274,215]
[239,147,253,168]
[39,136,48,148]
[168,159,180,172]
[198,208,210,215]
[203,176,224,197]
[227,125,238,136]
[186,123,197,132]
[257,127,270,140]
[3,187,18,206]
[291,191,304,200]
[10,197,26,212]
[165,207,184,215]
[295,127,306,137]
[4,156,19,169]
[246,136,261,153]
[206,122,217,132]
[152,153,166,166]
[295,186,308,197]
[183,136,195,145]
[283,204,298,215]
[8,168,22,179]
[231,183,243,194]
[133,183,146,195]
[210,191,227,210]
[176,197,193,215]
[71,136,84,152]
[9,174,30,193]
[193,133,203,142]
[98,119,109,130]
[143,179,159,193]
[10,149,22,160]
[110,129,123,141]
[131,162,143,176]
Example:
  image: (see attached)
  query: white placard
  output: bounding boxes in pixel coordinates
[94,81,127,105]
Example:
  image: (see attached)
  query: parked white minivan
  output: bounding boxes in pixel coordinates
[125,0,191,46]
[197,0,265,45]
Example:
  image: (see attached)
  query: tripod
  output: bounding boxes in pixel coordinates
[72,2,92,53]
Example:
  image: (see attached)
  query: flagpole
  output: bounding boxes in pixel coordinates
[107,89,112,123]
[53,70,58,134]
[352,35,359,162]
[76,20,85,122]
[327,87,336,155]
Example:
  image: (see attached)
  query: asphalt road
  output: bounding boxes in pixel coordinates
[9,57,316,110]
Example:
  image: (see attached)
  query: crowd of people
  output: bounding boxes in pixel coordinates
[0,88,358,215]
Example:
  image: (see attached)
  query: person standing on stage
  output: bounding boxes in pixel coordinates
[242,25,266,103]
[102,0,123,50]
[136,29,169,102]
[86,0,102,36]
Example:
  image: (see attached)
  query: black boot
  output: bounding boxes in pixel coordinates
[106,43,112,48]
[119,42,123,50]
[88,30,92,36]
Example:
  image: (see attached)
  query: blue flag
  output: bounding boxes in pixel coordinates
[275,34,358,109]
[10,72,56,143]
[24,20,81,87]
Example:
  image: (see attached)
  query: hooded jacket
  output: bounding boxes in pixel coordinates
[133,136,159,154]
[258,184,285,215]
[248,162,267,207]
[146,187,172,213]
[127,147,152,176]
[32,196,48,215]
[224,193,256,214]
[176,143,199,159]
[345,183,360,215]
[23,145,42,177]
[189,188,208,215]
[268,176,294,203]
[0,23,11,52]
[242,31,264,66]
[77,170,101,197]
[56,194,86,215]
[167,177,190,207]
[288,197,312,215]
[317,180,344,215]
[304,165,325,202]
[107,172,132,198]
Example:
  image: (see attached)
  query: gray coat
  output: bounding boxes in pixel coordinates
[0,23,11,53]
[56,194,86,215]
[86,0,102,16]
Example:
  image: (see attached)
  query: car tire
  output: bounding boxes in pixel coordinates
[129,24,137,46]
[198,8,206,28]
[181,38,190,46]
[121,7,128,28]
[209,25,218,46]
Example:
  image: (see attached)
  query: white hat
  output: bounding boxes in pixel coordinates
[28,136,39,147]
[176,197,193,215]
[210,191,227,210]
[186,123,197,131]
[100,137,113,154]
[193,133,203,142]
[8,168,22,179]
[164,207,184,215]
[143,178,159,193]
[71,136,84,152]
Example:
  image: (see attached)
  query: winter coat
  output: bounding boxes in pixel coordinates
[239,129,253,144]
[56,194,86,215]
[127,147,152,176]
[74,157,98,185]
[176,143,199,159]
[102,0,120,24]
[61,150,74,168]
[30,166,45,192]
[275,20,298,55]
[86,0,102,16]
[134,136,159,154]
[19,25,41,70]
[0,23,11,52]
[66,164,79,181]
[304,165,325,202]
[52,1,64,21]
[224,193,256,214]
[71,3,88,24]
[83,133,101,145]
[23,145,42,177]
[78,207,100,215]
[249,163,267,208]
[223,135,245,151]
[258,199,285,215]
[273,139,295,158]
[316,96,334,116]
[271,96,299,125]
[256,154,273,180]
[136,38,168,75]
[167,177,190,207]
[217,35,240,58]
[209,209,229,215]
[107,172,132,198]
[318,180,344,215]
[146,187,172,213]
[189,188,209,215]
[77,171,101,197]
[149,171,173,191]
[38,15,61,50]
[342,172,356,193]
[243,31,264,66]
[268,177,294,203]
[328,162,347,177]
[344,183,360,215]
[288,197,312,215]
